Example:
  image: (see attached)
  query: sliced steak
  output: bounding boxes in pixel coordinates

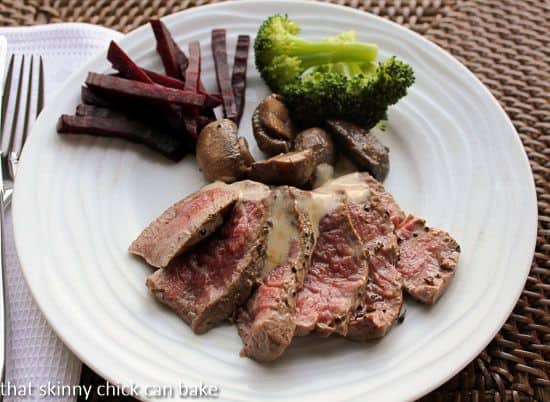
[146,182,272,334]
[346,198,402,340]
[238,187,314,362]
[326,120,390,181]
[129,183,237,268]
[395,215,460,304]
[294,193,368,337]
[325,172,460,305]
[325,172,405,227]
[359,173,404,227]
[317,178,402,340]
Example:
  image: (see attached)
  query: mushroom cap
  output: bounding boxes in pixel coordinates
[258,94,295,140]
[326,120,389,181]
[294,127,336,166]
[196,119,253,183]
[252,94,295,156]
[252,107,290,156]
[248,149,317,188]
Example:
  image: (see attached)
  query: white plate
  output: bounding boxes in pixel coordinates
[12,1,537,401]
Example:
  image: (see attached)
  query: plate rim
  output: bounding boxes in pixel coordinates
[12,1,538,400]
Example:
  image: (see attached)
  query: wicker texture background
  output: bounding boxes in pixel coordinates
[1,1,549,401]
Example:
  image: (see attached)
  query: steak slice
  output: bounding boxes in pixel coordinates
[356,173,405,227]
[395,215,460,304]
[346,198,402,340]
[238,187,314,362]
[328,173,461,304]
[322,172,405,227]
[317,178,402,340]
[294,193,368,337]
[326,120,390,181]
[129,183,237,268]
[146,182,272,334]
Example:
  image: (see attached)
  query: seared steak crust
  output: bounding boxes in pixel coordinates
[347,197,403,341]
[295,200,368,337]
[238,188,314,362]
[146,194,272,334]
[395,215,460,304]
[130,184,237,268]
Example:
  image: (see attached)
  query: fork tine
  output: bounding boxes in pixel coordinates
[20,56,33,148]
[6,56,25,157]
[36,56,44,116]
[0,55,15,136]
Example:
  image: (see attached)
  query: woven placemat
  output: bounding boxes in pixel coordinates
[0,0,459,34]
[1,1,549,401]
[420,1,549,400]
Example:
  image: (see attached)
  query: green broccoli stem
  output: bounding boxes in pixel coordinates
[288,40,378,67]
[345,63,364,76]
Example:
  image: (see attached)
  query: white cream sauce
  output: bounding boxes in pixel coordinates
[229,180,271,201]
[293,189,343,240]
[263,189,298,276]
[316,172,371,204]
[313,163,335,188]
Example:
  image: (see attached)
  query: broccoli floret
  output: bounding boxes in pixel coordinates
[282,57,414,128]
[254,15,415,129]
[254,15,378,91]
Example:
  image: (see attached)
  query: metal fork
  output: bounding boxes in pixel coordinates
[0,54,44,382]
[1,55,44,200]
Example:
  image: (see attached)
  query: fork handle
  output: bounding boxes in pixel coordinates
[0,187,6,385]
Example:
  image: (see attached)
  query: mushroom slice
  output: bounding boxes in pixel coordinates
[252,108,290,156]
[252,94,296,156]
[237,137,255,167]
[248,149,317,188]
[326,120,389,181]
[196,119,254,183]
[258,94,294,140]
[294,127,336,166]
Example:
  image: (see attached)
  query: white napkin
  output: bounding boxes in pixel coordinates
[0,23,123,402]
